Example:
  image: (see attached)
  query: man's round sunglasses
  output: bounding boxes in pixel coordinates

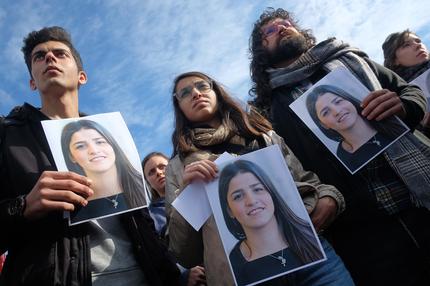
[262,20,293,38]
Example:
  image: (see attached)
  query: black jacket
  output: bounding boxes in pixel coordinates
[267,57,430,285]
[269,58,424,216]
[0,103,180,286]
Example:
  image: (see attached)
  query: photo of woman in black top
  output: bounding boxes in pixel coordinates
[61,119,147,224]
[219,159,323,285]
[306,84,407,172]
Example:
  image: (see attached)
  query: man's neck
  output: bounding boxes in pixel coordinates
[272,55,302,69]
[40,90,79,119]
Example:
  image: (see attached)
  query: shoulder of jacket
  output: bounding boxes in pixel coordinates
[167,155,184,171]
[0,105,28,148]
[4,105,27,126]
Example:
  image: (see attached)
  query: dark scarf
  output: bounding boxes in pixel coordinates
[267,38,430,210]
[268,38,370,90]
[183,120,262,165]
[396,60,430,82]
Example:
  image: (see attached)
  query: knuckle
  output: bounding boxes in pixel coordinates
[65,191,75,200]
[39,177,51,188]
[39,198,49,208]
[65,180,76,190]
[39,188,49,197]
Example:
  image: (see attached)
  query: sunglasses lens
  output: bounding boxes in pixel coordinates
[264,20,292,37]
[265,26,277,36]
[283,20,292,27]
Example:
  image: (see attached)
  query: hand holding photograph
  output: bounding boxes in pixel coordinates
[290,67,409,174]
[410,68,430,111]
[42,112,148,225]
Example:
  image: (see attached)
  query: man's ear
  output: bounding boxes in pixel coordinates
[29,79,37,91]
[78,71,88,85]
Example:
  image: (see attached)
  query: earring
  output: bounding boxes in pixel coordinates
[232,218,246,240]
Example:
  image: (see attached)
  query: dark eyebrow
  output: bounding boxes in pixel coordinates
[318,96,341,115]
[230,182,263,195]
[319,106,328,116]
[72,136,104,146]
[31,50,46,60]
[31,48,70,60]
[229,189,244,197]
[331,96,341,104]
[179,86,191,92]
[72,140,86,147]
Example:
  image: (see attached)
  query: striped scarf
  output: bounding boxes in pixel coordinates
[268,37,430,210]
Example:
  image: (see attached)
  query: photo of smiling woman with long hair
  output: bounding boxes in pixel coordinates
[219,159,323,286]
[61,119,147,224]
[306,84,408,172]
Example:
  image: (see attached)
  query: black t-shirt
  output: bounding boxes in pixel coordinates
[229,242,302,286]
[336,132,392,173]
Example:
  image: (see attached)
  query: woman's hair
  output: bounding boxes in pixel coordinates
[306,84,406,142]
[61,119,146,207]
[382,29,414,72]
[171,71,272,158]
[219,159,323,263]
[142,151,169,200]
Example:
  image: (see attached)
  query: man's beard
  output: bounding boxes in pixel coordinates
[267,33,308,66]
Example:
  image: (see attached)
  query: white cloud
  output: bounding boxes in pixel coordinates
[298,0,430,63]
[0,89,14,109]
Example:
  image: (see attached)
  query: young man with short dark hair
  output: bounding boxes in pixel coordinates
[0,26,180,286]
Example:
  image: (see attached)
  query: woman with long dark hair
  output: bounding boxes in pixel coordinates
[383,30,429,82]
[306,84,407,171]
[383,30,430,137]
[165,71,354,285]
[61,119,147,222]
[219,159,322,285]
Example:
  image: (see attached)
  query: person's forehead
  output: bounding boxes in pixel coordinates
[145,156,167,170]
[316,92,337,103]
[176,76,206,89]
[149,156,168,165]
[31,40,71,56]
[71,128,102,140]
[405,33,420,41]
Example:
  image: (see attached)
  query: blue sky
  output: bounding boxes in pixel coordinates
[1,0,429,159]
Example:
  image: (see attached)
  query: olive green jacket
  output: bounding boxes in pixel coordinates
[165,130,344,286]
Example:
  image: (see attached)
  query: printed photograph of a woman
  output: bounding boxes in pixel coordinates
[410,69,430,110]
[60,119,147,224]
[219,159,323,286]
[305,84,408,173]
